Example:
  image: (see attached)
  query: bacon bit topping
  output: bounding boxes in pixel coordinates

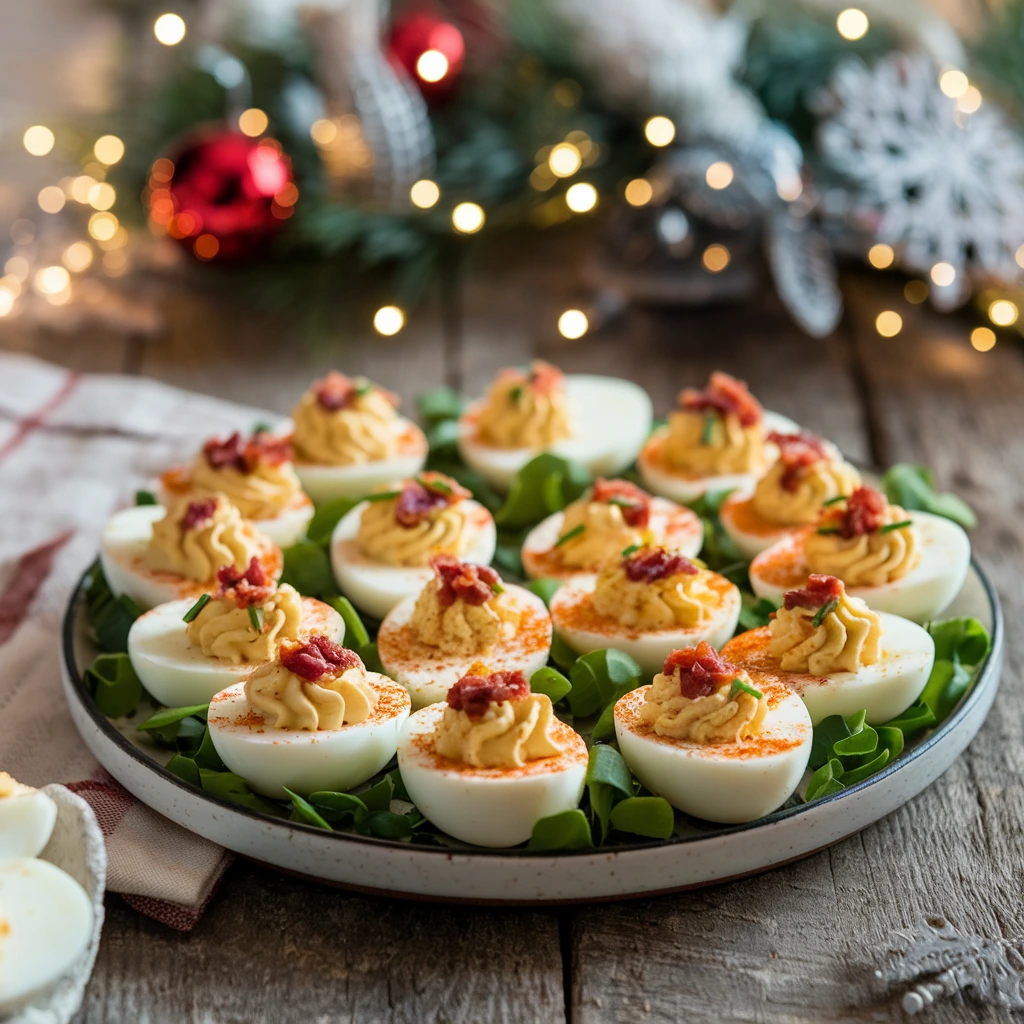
[280,636,362,683]
[623,547,699,583]
[820,486,889,539]
[203,431,294,473]
[498,360,565,398]
[767,432,828,491]
[592,478,652,528]
[216,556,272,607]
[394,472,470,528]
[680,371,762,428]
[783,573,843,611]
[431,554,500,607]
[447,669,529,718]
[663,641,738,700]
[313,371,398,412]
[180,498,218,531]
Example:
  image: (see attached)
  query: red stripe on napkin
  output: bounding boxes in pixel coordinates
[0,370,80,465]
[0,530,74,646]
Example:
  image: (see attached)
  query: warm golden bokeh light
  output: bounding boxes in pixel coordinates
[939,70,969,99]
[565,182,598,213]
[88,212,119,242]
[62,242,94,273]
[875,310,903,337]
[373,305,405,336]
[957,86,982,114]
[410,179,440,209]
[867,243,895,269]
[904,280,929,304]
[154,13,186,45]
[624,178,654,207]
[5,257,29,280]
[34,265,70,296]
[930,262,956,287]
[238,108,269,137]
[452,202,485,234]
[416,49,449,83]
[548,143,582,178]
[94,135,125,165]
[71,176,97,204]
[88,182,116,211]
[989,299,1019,326]
[971,327,996,352]
[23,125,55,156]
[702,244,730,273]
[37,186,66,214]
[836,8,869,40]
[705,161,734,190]
[310,119,338,146]
[558,309,588,339]
[0,289,14,317]
[194,234,219,260]
[644,116,676,147]
[1017,244,1024,270]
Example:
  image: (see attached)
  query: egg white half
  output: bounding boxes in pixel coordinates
[397,703,588,847]
[722,612,935,726]
[638,410,800,505]
[549,576,741,676]
[100,504,282,611]
[330,498,497,620]
[0,858,94,1016]
[748,511,971,624]
[378,585,552,709]
[293,416,428,505]
[521,496,704,583]
[457,375,653,492]
[207,676,411,798]
[719,488,792,560]
[128,596,345,708]
[0,788,57,861]
[614,682,812,824]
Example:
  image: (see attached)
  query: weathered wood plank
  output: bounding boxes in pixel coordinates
[0,320,133,376]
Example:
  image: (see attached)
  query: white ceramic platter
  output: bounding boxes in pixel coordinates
[61,563,1002,904]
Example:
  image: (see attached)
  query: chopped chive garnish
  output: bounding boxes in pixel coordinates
[509,385,524,402]
[252,421,272,434]
[490,581,505,595]
[811,598,839,628]
[700,412,716,446]
[418,475,452,494]
[182,593,211,623]
[366,490,401,502]
[621,543,641,557]
[607,497,639,510]
[354,381,374,397]
[729,678,763,700]
[554,523,585,547]
[822,495,848,507]
[135,489,158,506]
[248,605,264,633]
[879,519,913,533]
[815,525,841,535]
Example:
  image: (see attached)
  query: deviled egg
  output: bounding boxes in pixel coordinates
[160,430,313,547]
[331,472,497,620]
[290,372,428,504]
[397,666,588,847]
[0,773,94,1016]
[457,361,653,491]
[550,547,740,675]
[127,559,345,707]
[378,555,551,709]
[207,639,411,798]
[719,432,862,559]
[638,371,799,504]
[614,643,812,824]
[101,495,282,610]
[521,478,703,582]
[749,486,970,623]
[722,574,934,724]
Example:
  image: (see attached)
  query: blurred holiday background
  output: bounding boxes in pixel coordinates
[1,0,1023,384]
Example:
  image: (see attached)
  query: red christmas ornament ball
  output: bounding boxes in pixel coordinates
[388,12,465,101]
[152,128,296,262]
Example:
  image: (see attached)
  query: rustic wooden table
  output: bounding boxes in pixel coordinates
[4,241,1019,1023]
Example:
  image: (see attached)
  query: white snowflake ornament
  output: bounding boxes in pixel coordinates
[817,53,1024,310]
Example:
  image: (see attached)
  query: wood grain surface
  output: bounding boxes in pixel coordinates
[2,248,1014,1023]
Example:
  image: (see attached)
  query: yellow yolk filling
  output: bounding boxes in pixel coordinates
[752,457,862,527]
[434,693,564,768]
[591,562,720,631]
[804,506,919,587]
[408,580,518,656]
[186,583,303,664]
[245,663,377,731]
[639,670,767,743]
[291,387,398,466]
[555,498,645,569]
[188,454,304,521]
[0,772,33,799]
[475,375,572,449]
[357,498,470,567]
[662,409,766,476]
[769,588,882,675]
[146,499,258,582]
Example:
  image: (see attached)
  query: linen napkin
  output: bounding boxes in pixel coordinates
[0,352,276,928]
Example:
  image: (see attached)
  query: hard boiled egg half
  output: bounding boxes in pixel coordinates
[378,556,551,709]
[614,644,812,824]
[331,472,497,620]
[521,478,703,583]
[289,372,427,505]
[639,371,799,504]
[208,639,411,798]
[457,361,653,491]
[101,497,282,610]
[550,548,740,676]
